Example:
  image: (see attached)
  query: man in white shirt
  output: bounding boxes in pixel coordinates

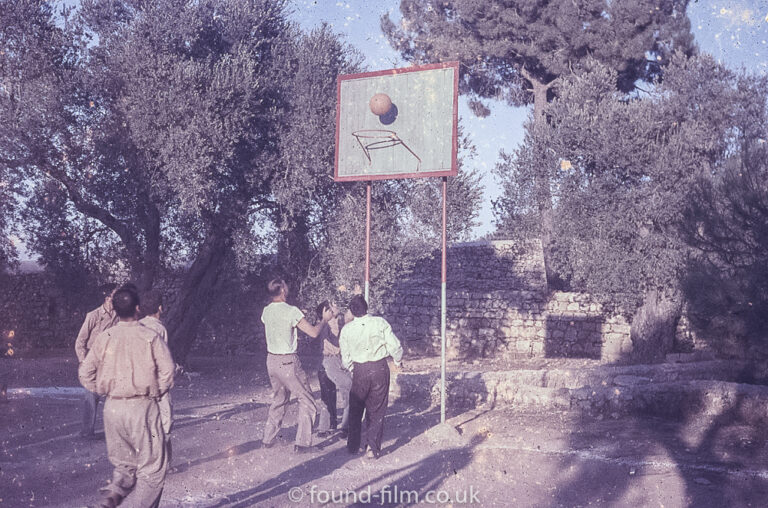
[261,279,333,453]
[339,295,403,459]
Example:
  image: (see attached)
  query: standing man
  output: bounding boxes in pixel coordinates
[75,283,118,438]
[139,290,174,460]
[340,295,403,460]
[261,279,333,453]
[79,288,175,508]
[315,301,352,437]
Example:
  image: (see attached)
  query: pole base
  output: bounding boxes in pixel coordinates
[425,422,462,445]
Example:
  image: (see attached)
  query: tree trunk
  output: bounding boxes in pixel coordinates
[134,198,162,292]
[164,232,230,365]
[276,212,312,296]
[629,291,681,363]
[530,77,557,288]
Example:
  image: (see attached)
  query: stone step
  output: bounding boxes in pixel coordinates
[391,361,767,425]
[398,360,744,392]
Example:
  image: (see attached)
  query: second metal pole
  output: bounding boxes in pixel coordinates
[365,181,371,302]
[440,176,447,424]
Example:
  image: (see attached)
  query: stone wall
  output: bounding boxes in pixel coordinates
[0,273,93,353]
[380,240,633,363]
[1,240,709,363]
[0,270,267,357]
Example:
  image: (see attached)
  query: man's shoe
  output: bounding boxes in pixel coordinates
[293,444,317,454]
[316,430,334,438]
[260,439,275,449]
[339,428,348,439]
[363,447,379,460]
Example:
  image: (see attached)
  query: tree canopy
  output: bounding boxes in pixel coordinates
[383,0,695,117]
[383,0,696,287]
[495,52,768,358]
[0,0,484,359]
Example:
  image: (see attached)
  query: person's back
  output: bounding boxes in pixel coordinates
[339,295,403,459]
[78,288,174,508]
[85,322,172,399]
[260,279,334,453]
[138,289,175,448]
[262,301,304,354]
[75,305,118,361]
[340,314,403,371]
[139,315,168,343]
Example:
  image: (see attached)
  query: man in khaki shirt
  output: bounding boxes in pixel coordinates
[261,278,333,453]
[139,289,174,461]
[339,295,403,459]
[79,288,175,508]
[75,283,118,437]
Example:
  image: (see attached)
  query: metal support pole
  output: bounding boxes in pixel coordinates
[365,181,371,303]
[440,176,447,424]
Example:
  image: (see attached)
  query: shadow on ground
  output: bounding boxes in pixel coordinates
[205,397,475,508]
[552,365,768,507]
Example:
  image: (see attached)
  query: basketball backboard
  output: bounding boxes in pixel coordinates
[334,62,458,182]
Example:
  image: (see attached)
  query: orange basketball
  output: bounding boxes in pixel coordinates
[369,93,392,116]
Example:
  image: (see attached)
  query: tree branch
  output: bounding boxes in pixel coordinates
[42,163,142,259]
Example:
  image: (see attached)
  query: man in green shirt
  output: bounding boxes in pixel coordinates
[339,295,403,459]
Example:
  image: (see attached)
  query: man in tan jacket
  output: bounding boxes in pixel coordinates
[138,291,173,437]
[79,288,175,508]
[75,283,118,438]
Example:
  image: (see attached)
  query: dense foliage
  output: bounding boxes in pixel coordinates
[383,0,695,285]
[0,0,482,359]
[495,53,768,357]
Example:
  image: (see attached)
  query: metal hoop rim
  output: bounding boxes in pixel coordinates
[351,129,399,139]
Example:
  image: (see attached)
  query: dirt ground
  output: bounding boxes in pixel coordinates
[2,353,768,507]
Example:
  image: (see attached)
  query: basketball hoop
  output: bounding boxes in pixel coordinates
[352,129,422,171]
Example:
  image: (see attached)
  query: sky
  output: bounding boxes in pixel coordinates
[289,0,768,238]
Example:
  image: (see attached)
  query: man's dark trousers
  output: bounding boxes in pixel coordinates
[318,368,337,429]
[347,358,390,456]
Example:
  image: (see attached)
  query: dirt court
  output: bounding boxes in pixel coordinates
[2,353,768,507]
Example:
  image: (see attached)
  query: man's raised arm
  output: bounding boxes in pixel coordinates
[296,305,335,338]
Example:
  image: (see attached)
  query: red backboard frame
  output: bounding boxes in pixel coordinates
[334,61,459,182]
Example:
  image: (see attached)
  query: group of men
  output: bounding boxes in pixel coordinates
[260,278,403,459]
[75,277,403,507]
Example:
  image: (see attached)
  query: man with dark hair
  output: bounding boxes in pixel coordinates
[139,289,174,461]
[120,282,139,295]
[139,289,163,318]
[315,301,352,437]
[340,295,403,459]
[261,278,334,453]
[79,288,175,508]
[75,282,118,437]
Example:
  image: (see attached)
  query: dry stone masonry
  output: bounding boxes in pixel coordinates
[381,240,633,363]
